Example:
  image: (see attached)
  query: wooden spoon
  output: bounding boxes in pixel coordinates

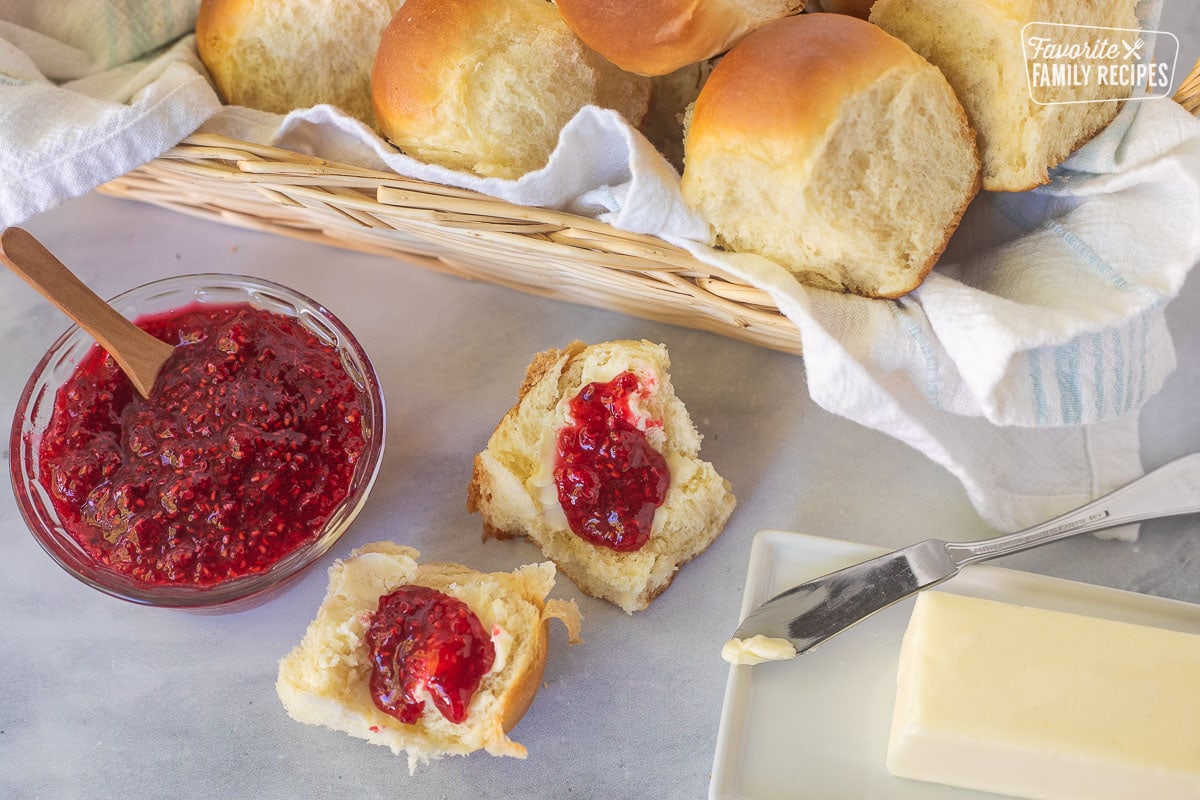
[0,227,174,399]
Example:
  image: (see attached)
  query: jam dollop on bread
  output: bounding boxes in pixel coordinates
[555,372,670,552]
[469,340,735,613]
[277,543,581,773]
[367,586,496,724]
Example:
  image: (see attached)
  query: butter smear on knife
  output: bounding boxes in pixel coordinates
[888,591,1200,799]
[721,635,797,665]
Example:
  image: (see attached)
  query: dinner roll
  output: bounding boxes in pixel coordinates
[196,0,405,125]
[277,542,582,773]
[871,0,1139,191]
[468,340,736,614]
[371,0,651,179]
[681,13,979,298]
[554,0,805,77]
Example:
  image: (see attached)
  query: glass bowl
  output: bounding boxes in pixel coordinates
[10,274,386,609]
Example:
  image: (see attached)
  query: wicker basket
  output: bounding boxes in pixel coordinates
[98,59,1200,356]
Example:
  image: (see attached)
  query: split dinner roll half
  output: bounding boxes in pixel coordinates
[371,0,651,179]
[871,0,1139,191]
[196,0,406,125]
[554,0,806,77]
[277,543,582,773]
[468,340,736,614]
[681,13,980,298]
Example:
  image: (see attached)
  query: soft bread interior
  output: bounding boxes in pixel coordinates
[870,0,1138,191]
[276,543,581,773]
[196,0,405,125]
[811,67,977,294]
[684,57,978,297]
[468,341,736,614]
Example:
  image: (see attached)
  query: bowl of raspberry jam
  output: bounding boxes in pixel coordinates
[10,274,386,609]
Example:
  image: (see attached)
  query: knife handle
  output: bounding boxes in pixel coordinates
[946,453,1200,566]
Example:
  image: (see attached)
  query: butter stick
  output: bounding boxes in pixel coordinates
[888,591,1200,800]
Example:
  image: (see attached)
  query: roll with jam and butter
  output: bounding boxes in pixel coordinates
[467,340,736,614]
[276,543,581,772]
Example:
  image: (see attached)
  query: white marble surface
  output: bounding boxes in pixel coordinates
[3,8,1200,798]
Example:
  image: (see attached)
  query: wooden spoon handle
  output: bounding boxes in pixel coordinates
[0,227,174,398]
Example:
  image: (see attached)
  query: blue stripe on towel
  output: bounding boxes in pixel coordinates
[1135,312,1149,407]
[1113,324,1128,416]
[1054,342,1084,426]
[1124,314,1139,410]
[889,301,939,403]
[1029,349,1049,426]
[1043,219,1134,292]
[1091,332,1105,420]
[991,196,1154,303]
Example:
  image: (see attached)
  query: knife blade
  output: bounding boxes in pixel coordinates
[725,453,1200,663]
[731,538,958,657]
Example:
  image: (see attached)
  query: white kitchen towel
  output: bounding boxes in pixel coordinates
[3,1,1199,536]
[0,1,218,227]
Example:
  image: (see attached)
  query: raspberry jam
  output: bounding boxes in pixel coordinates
[553,372,670,552]
[37,303,366,588]
[366,586,496,724]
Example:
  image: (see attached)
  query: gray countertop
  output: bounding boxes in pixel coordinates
[3,7,1199,796]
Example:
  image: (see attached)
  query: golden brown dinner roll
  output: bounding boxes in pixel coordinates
[195,0,405,125]
[371,0,651,179]
[680,13,979,298]
[467,340,736,614]
[554,0,805,77]
[871,0,1139,191]
[277,542,582,773]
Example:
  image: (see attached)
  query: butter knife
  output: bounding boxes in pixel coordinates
[729,453,1200,662]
